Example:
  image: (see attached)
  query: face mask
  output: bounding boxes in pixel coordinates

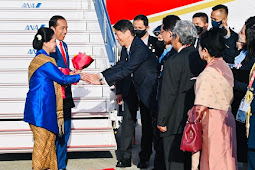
[195,26,203,35]
[134,29,147,38]
[156,40,165,48]
[211,20,223,28]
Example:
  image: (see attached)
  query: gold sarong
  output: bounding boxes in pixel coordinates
[30,124,57,170]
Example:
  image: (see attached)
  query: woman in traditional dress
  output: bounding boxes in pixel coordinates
[195,28,237,170]
[23,27,83,170]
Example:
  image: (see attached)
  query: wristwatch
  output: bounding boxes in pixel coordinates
[99,78,103,85]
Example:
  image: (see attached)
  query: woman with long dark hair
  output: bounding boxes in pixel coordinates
[231,16,255,169]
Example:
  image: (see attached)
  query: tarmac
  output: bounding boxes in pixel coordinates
[0,119,155,170]
[0,118,245,170]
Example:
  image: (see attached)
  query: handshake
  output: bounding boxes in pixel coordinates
[80,72,105,85]
[66,53,105,85]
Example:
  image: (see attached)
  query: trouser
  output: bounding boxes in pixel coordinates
[152,111,166,170]
[30,124,57,170]
[163,135,191,170]
[118,100,153,162]
[56,108,72,169]
[248,149,255,170]
[248,116,255,170]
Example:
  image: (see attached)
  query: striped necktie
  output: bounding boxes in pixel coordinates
[59,41,68,67]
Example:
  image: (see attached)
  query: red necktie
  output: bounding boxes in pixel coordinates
[59,41,68,67]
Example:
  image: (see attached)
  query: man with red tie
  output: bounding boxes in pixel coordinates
[49,15,75,170]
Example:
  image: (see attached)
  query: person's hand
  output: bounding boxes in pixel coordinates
[157,125,167,132]
[79,73,86,81]
[223,25,231,37]
[84,73,104,85]
[236,41,245,50]
[74,69,82,74]
[116,94,123,105]
[194,105,208,122]
[70,69,82,75]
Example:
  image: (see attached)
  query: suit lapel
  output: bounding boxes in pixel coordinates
[56,42,69,68]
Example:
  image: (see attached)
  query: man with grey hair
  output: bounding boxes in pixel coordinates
[157,20,205,170]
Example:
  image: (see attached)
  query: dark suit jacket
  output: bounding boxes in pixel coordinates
[103,37,158,111]
[115,35,163,98]
[223,28,239,64]
[231,55,255,117]
[148,35,164,58]
[156,47,176,101]
[50,41,75,117]
[157,46,205,137]
[115,48,138,109]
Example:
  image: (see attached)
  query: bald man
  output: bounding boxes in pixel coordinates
[211,4,238,63]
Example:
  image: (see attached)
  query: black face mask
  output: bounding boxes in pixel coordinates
[195,25,203,35]
[156,40,165,49]
[134,29,147,38]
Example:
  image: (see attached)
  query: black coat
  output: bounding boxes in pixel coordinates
[223,29,239,64]
[157,46,205,137]
[231,54,255,162]
[115,35,163,99]
[148,35,164,58]
[156,47,176,101]
[103,37,158,111]
[232,55,255,115]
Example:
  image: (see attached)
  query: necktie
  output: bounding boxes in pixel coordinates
[126,49,130,60]
[59,41,68,67]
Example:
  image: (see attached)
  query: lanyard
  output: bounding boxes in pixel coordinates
[248,70,255,89]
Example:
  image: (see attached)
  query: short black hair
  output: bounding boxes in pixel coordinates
[134,14,148,26]
[200,28,226,58]
[33,27,54,50]
[192,12,208,23]
[212,4,228,15]
[113,19,135,36]
[162,15,180,31]
[49,15,66,28]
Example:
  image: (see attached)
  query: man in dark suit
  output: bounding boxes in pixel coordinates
[49,15,78,170]
[157,20,205,170]
[133,14,164,58]
[211,4,238,63]
[85,19,158,168]
[152,15,180,170]
[114,14,164,169]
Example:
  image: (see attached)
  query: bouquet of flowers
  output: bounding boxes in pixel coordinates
[72,52,94,70]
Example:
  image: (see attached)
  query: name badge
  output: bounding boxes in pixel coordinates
[236,92,254,123]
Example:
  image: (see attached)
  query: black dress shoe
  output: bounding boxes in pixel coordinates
[116,159,131,168]
[137,160,149,169]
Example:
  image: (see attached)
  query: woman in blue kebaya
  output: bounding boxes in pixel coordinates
[23,27,84,170]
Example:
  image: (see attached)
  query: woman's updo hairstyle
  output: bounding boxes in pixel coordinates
[200,27,226,58]
[33,27,54,50]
